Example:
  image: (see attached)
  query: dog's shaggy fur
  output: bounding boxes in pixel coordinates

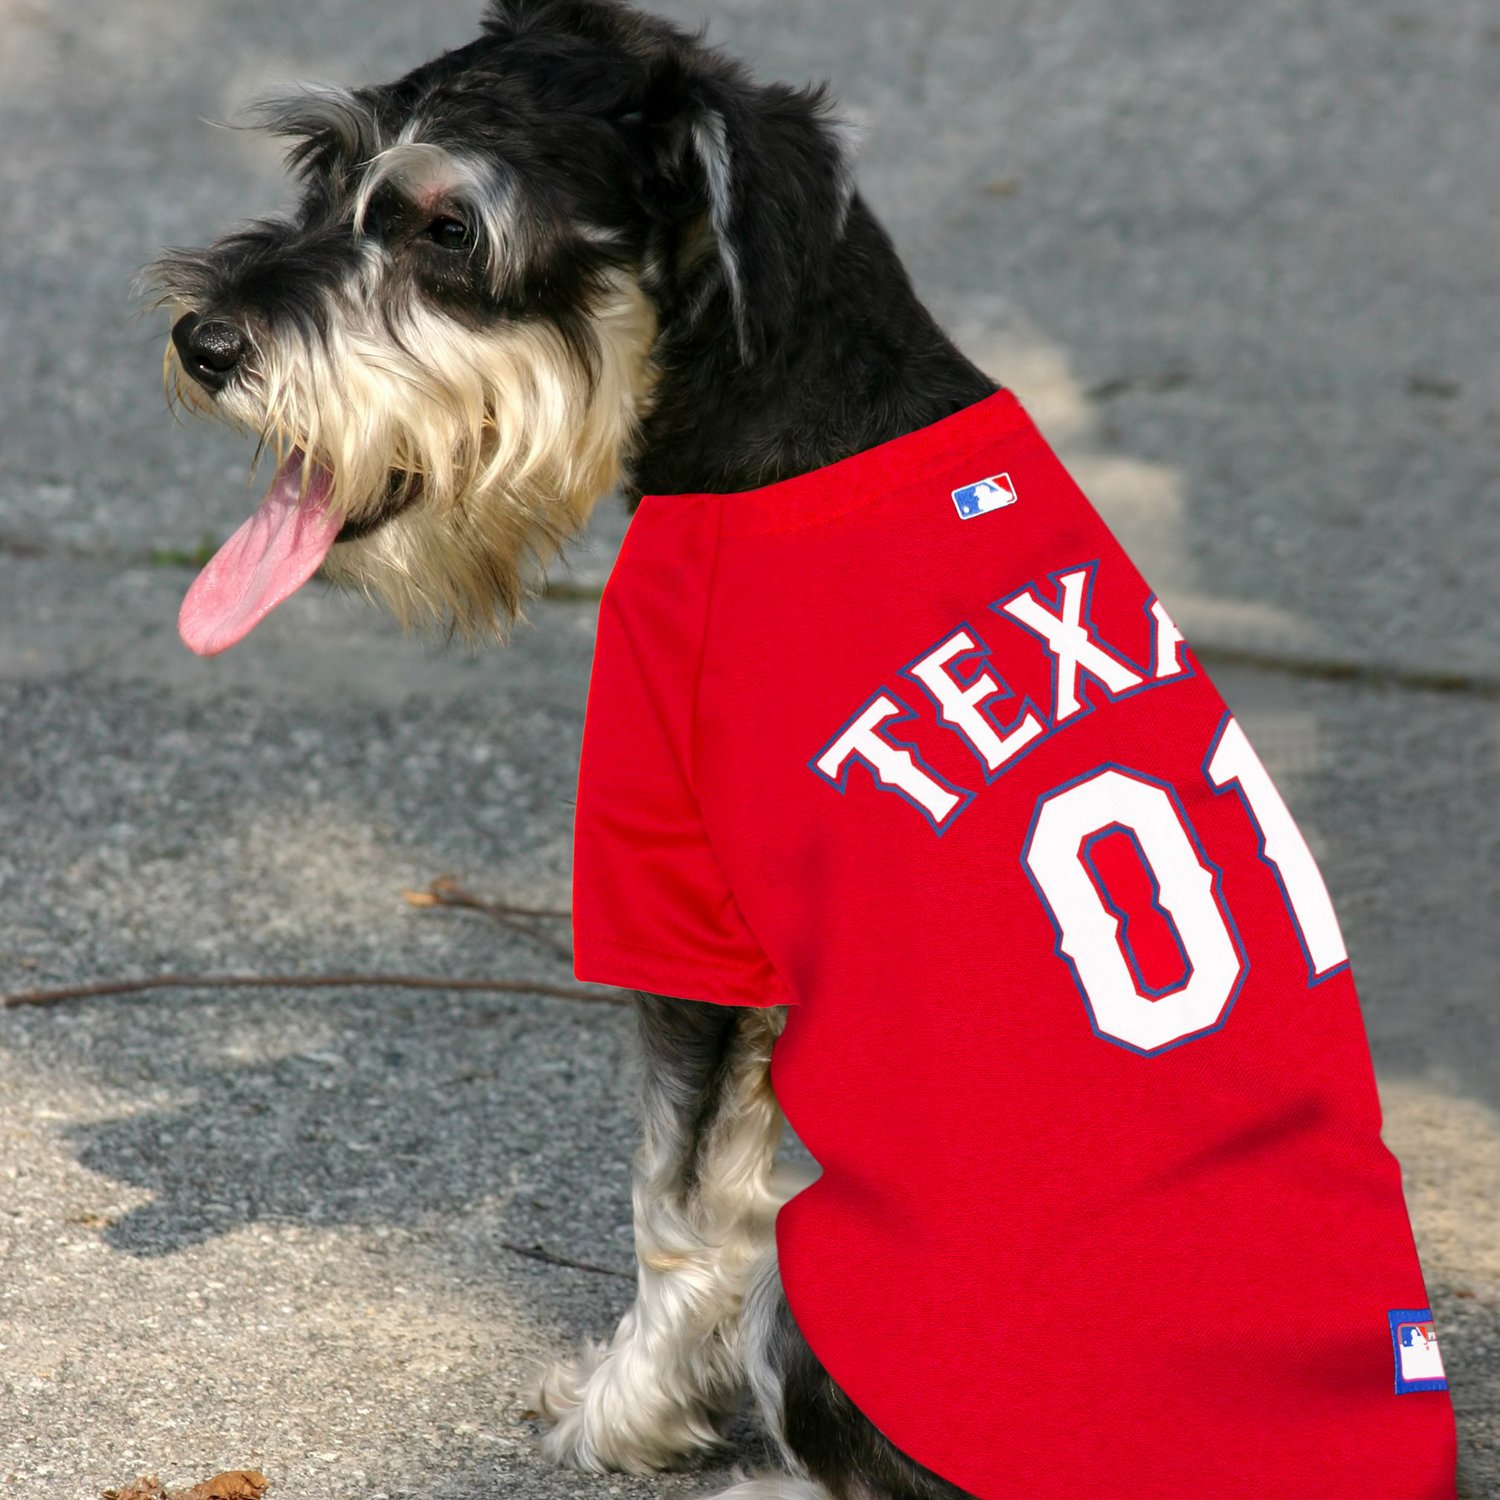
[150,2,996,1496]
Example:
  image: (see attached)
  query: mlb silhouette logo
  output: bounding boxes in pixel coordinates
[1388,1309,1448,1393]
[952,472,1018,520]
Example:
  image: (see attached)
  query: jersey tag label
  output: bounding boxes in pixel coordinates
[952,472,1018,520]
[1389,1309,1448,1393]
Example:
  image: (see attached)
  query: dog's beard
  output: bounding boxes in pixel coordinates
[165,267,657,655]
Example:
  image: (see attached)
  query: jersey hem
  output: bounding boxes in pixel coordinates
[574,939,792,1010]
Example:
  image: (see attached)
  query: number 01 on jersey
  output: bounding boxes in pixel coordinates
[1022,712,1349,1056]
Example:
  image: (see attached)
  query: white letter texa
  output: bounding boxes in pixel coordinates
[1150,597,1188,679]
[815,696,964,826]
[1002,569,1143,720]
[909,630,1045,775]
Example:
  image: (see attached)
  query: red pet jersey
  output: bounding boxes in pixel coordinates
[572,391,1458,1498]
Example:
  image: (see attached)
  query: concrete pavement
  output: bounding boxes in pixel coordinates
[1,0,1496,1494]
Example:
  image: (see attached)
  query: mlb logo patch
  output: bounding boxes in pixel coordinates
[1388,1309,1448,1394]
[952,472,1018,520]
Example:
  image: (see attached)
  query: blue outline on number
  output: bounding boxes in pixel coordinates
[1202,710,1351,989]
[898,622,1048,786]
[808,688,975,837]
[1021,761,1250,1058]
[1080,823,1193,1000]
[991,561,1158,729]
[1143,593,1198,685]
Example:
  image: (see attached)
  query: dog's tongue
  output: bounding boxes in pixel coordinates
[178,452,341,657]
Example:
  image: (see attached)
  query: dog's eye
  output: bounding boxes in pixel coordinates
[427,216,474,251]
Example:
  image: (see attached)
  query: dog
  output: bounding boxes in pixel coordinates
[149,3,1459,1497]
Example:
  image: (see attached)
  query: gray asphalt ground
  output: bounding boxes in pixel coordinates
[1,0,1497,1495]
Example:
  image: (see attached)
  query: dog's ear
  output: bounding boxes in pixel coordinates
[480,3,860,358]
[644,50,860,362]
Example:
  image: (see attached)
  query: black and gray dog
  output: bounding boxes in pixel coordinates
[150,2,994,1495]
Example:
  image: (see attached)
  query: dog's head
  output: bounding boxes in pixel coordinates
[147,0,855,655]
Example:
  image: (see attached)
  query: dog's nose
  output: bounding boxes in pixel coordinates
[172,313,248,393]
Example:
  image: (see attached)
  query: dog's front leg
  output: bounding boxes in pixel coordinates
[535,995,789,1473]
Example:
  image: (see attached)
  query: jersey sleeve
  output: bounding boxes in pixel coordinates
[572,495,791,1009]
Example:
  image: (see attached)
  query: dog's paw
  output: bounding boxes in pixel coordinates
[532,1339,724,1474]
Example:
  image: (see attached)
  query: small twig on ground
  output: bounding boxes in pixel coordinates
[499,1241,633,1281]
[403,876,573,959]
[2,973,625,1012]
[403,876,571,923]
